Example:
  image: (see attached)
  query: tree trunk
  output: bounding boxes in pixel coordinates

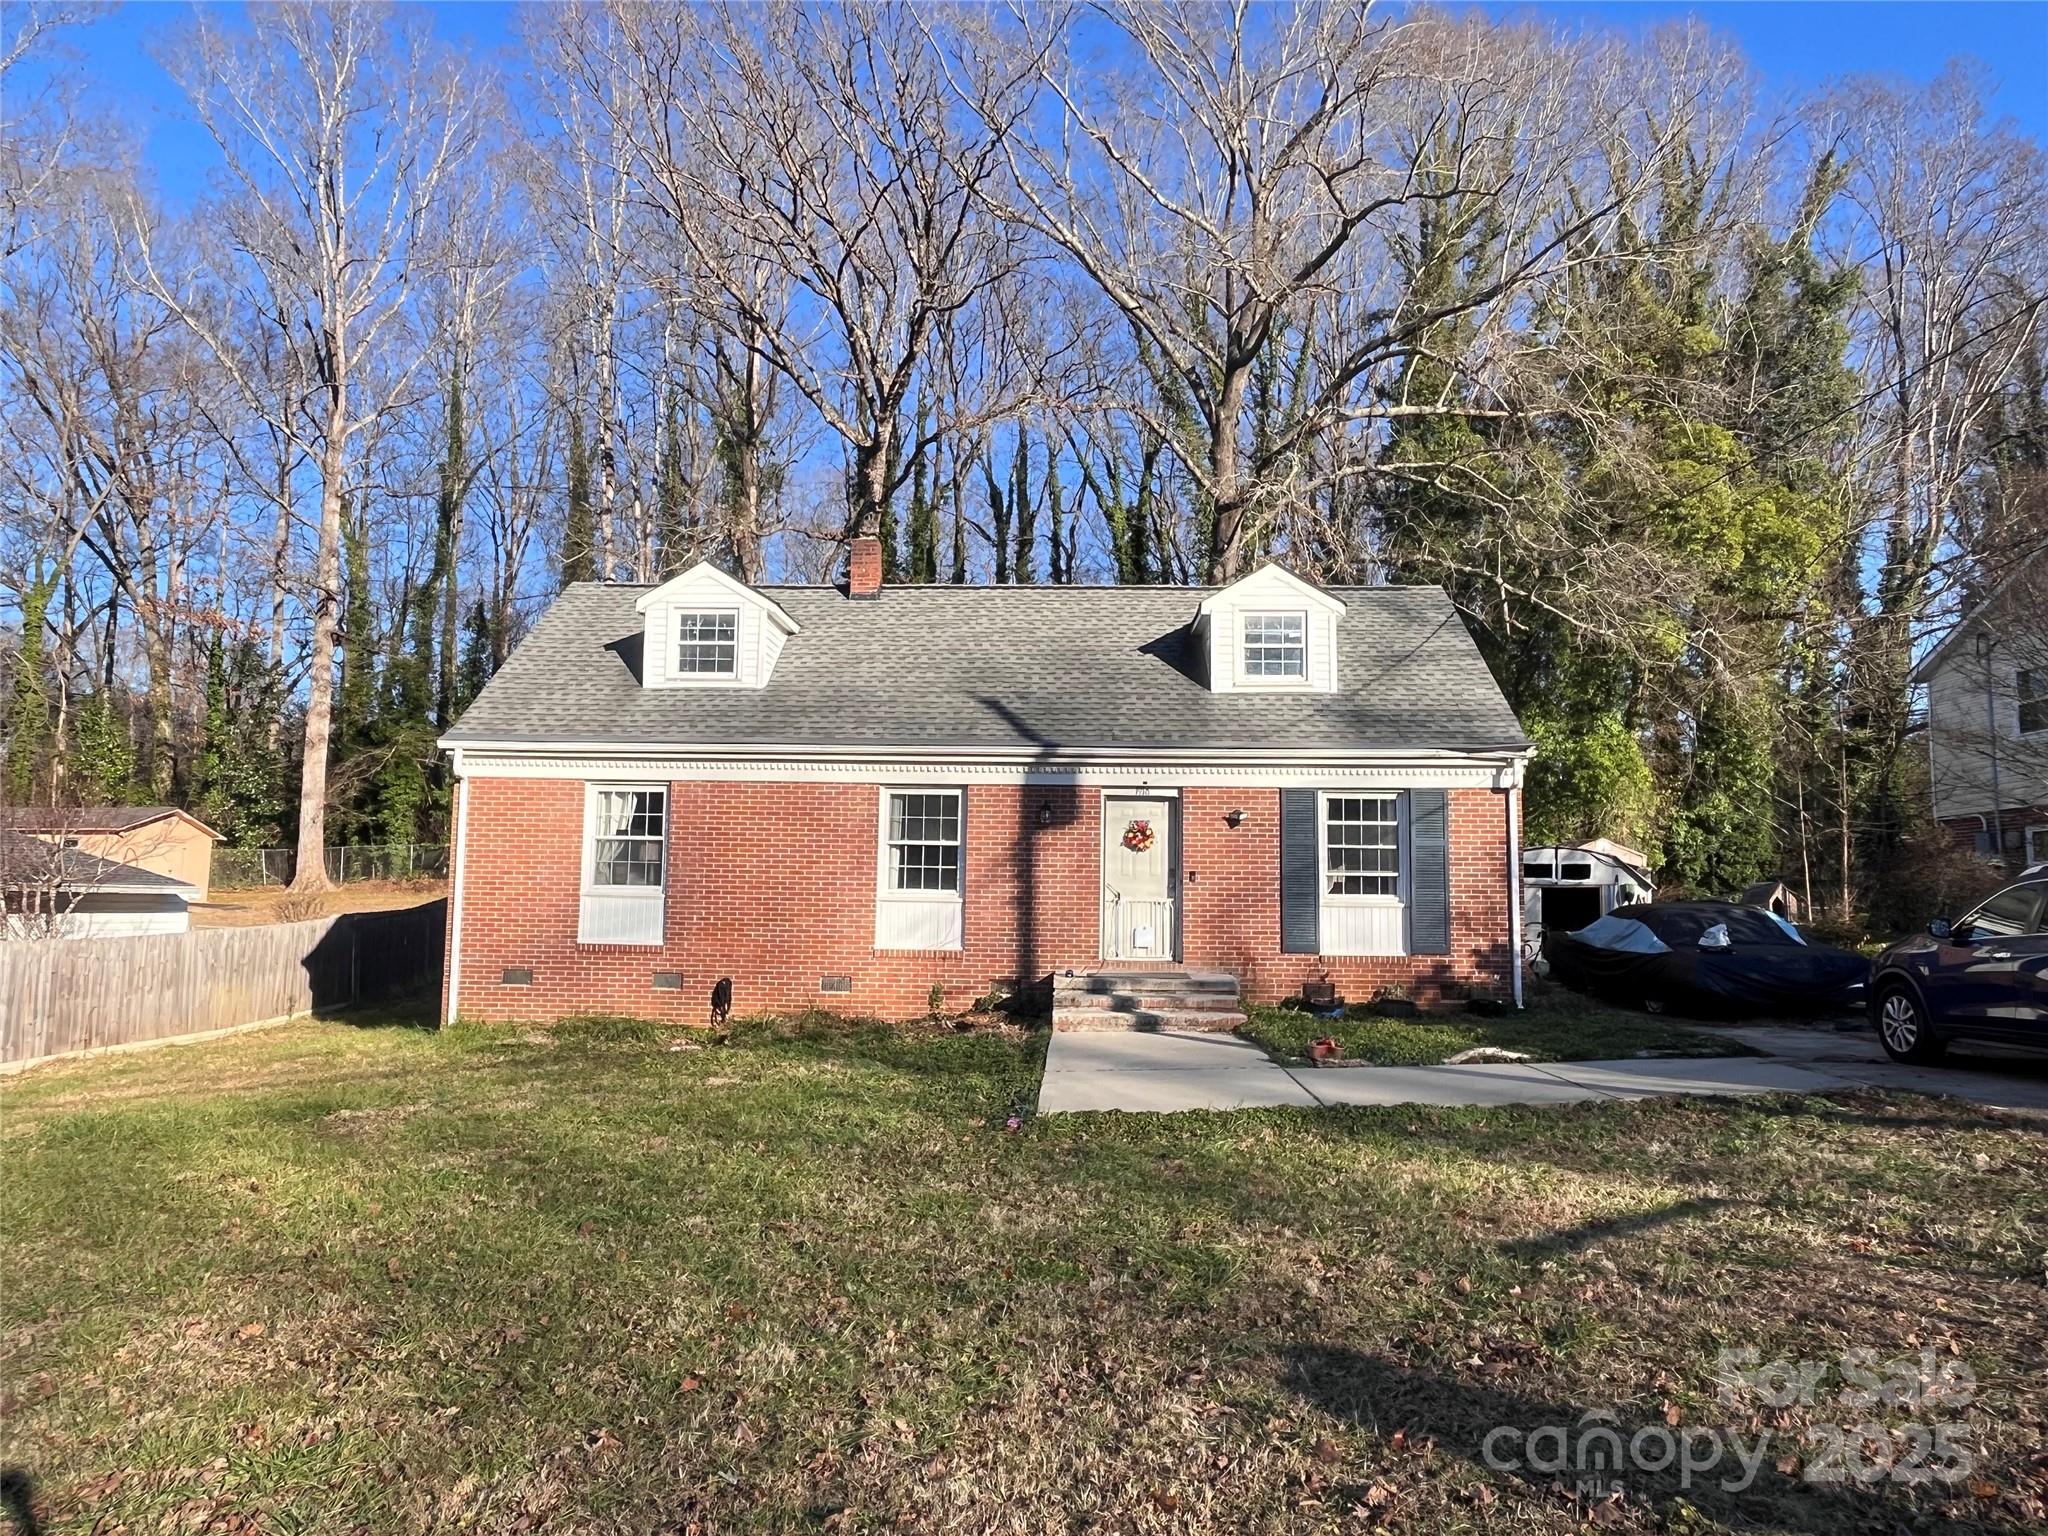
[853,417,893,540]
[1203,365,1251,582]
[291,422,345,894]
[732,347,766,582]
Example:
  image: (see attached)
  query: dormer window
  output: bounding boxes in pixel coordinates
[1242,612,1306,679]
[1194,564,1344,695]
[677,610,738,676]
[634,562,798,690]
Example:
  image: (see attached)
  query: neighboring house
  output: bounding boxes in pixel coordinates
[1912,563,2048,870]
[436,543,1533,1024]
[2,805,223,901]
[1,829,198,938]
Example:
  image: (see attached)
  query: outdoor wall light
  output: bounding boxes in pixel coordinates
[1037,801,1053,827]
[1225,807,1246,829]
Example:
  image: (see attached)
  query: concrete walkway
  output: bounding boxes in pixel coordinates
[1036,1025,2048,1116]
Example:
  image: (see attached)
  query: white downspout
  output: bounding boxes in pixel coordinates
[1506,777,1525,1010]
[445,755,470,1025]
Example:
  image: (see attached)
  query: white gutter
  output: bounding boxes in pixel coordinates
[1506,783,1525,1010]
[437,735,1535,767]
[445,755,470,1025]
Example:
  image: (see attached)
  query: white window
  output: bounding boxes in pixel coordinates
[887,792,961,892]
[877,789,964,950]
[1242,612,1306,678]
[2020,668,2046,736]
[677,610,738,676]
[581,785,666,945]
[1324,794,1400,898]
[592,788,665,886]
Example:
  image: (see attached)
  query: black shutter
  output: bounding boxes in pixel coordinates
[1280,789,1320,954]
[1409,788,1450,955]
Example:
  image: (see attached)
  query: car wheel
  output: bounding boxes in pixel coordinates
[1876,986,1946,1065]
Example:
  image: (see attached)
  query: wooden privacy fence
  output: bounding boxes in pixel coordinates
[0,899,446,1069]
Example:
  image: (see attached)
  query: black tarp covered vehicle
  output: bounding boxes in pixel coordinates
[1544,902,1870,1018]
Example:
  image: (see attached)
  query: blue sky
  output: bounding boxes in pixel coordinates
[21,1,2046,210]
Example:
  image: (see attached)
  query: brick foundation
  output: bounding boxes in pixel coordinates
[446,780,1519,1024]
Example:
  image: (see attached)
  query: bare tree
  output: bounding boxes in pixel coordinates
[948,2,1717,580]
[1832,65,2047,848]
[601,0,1030,547]
[129,2,480,891]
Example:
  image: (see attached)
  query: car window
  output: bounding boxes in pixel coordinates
[1721,909,1804,946]
[1963,884,2044,940]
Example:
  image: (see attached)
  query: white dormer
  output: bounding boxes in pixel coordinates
[1193,563,1345,694]
[633,561,799,690]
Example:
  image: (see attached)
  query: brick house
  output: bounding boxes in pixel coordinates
[438,544,1533,1025]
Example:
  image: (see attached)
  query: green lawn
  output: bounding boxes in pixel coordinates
[4,1004,2045,1534]
[1239,992,1757,1066]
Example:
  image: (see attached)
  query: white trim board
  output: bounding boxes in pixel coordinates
[452,749,1528,790]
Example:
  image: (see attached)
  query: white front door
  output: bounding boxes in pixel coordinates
[1101,796,1177,960]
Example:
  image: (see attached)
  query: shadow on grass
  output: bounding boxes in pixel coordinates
[318,990,438,1031]
[1497,1195,1737,1263]
[1282,1344,2019,1535]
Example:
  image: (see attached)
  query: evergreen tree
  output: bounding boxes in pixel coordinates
[905,398,938,582]
[656,382,690,577]
[456,597,495,714]
[1046,445,1067,583]
[5,564,56,804]
[985,448,1011,584]
[197,636,294,847]
[337,492,373,751]
[71,690,137,804]
[1011,427,1036,583]
[430,362,467,731]
[560,412,596,586]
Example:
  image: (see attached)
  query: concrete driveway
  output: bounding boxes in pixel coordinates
[1036,1025,2048,1116]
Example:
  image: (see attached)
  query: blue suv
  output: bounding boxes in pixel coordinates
[1869,867,2048,1063]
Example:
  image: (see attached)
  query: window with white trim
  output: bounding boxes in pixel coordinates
[886,791,961,892]
[579,785,666,946]
[591,787,666,887]
[676,610,738,676]
[1242,612,1307,678]
[1324,794,1400,897]
[2020,667,2046,736]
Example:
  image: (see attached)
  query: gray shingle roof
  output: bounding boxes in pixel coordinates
[444,583,1528,754]
[0,829,197,893]
[2,804,220,837]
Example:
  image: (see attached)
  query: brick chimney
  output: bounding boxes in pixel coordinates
[847,534,883,600]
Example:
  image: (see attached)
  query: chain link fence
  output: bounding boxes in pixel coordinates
[213,843,449,889]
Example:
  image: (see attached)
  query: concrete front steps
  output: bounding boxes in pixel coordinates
[1051,968,1246,1032]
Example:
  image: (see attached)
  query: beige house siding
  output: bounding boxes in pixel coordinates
[1920,570,2048,853]
[38,818,217,900]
